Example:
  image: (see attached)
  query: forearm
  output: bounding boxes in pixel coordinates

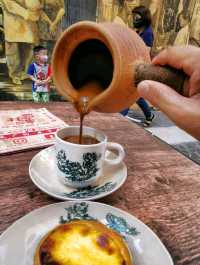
[40,11,52,25]
[45,76,52,83]
[28,75,38,83]
[53,8,65,25]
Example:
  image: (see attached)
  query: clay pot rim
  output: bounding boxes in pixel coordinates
[52,21,122,108]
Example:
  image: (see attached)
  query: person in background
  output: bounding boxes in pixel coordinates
[133,6,154,47]
[138,45,200,141]
[121,5,155,127]
[27,45,52,103]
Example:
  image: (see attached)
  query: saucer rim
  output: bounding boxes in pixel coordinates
[29,146,127,201]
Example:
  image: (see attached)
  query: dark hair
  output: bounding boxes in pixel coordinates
[33,45,47,54]
[132,6,152,28]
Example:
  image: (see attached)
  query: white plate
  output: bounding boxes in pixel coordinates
[0,201,173,265]
[29,146,127,201]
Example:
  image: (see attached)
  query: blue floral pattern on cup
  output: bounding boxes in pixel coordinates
[57,150,101,182]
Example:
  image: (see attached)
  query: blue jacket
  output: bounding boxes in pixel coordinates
[139,26,154,47]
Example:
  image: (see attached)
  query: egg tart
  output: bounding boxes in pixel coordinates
[34,220,133,265]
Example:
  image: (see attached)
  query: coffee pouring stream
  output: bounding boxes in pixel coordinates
[52,21,188,113]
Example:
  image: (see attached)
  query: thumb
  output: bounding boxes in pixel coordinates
[137,80,188,122]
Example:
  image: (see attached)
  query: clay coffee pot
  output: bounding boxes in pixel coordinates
[52,21,187,113]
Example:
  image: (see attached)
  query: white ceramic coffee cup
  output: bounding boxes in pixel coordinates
[55,126,125,188]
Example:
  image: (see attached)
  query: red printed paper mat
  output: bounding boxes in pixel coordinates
[0,108,67,154]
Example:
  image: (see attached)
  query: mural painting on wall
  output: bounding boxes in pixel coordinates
[1,0,41,85]
[0,5,4,58]
[0,0,98,87]
[98,0,200,51]
[0,0,65,85]
[154,0,197,49]
[38,0,65,52]
[190,0,200,46]
[0,0,199,89]
[38,0,66,71]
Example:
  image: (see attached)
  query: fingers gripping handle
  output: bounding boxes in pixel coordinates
[134,63,188,95]
[105,142,125,166]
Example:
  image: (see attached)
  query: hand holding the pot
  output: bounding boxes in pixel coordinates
[137,46,200,140]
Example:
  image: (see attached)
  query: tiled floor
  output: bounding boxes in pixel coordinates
[127,109,200,165]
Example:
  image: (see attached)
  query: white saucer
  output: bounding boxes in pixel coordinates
[29,146,127,201]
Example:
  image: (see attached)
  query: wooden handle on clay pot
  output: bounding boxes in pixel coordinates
[134,63,188,95]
